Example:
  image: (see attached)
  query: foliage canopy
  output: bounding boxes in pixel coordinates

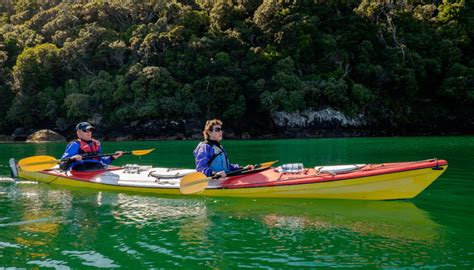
[0,0,472,135]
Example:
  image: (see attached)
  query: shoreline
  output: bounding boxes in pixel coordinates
[0,130,472,143]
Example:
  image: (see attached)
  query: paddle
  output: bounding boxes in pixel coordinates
[180,160,278,195]
[17,149,155,172]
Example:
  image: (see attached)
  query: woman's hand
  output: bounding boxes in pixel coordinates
[215,171,227,178]
[244,165,255,171]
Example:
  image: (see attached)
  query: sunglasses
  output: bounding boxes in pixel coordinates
[212,127,223,132]
[81,129,93,133]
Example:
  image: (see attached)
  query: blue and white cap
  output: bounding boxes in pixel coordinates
[76,122,95,131]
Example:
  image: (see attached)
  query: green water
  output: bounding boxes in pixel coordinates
[0,137,473,268]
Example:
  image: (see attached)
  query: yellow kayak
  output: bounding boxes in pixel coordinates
[10,158,447,200]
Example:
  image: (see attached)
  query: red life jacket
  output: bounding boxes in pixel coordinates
[77,139,100,160]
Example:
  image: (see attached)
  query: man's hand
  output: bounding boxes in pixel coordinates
[71,154,82,161]
[112,151,124,159]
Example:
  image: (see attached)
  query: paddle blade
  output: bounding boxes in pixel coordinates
[131,149,155,156]
[259,160,278,168]
[180,172,211,194]
[18,155,59,172]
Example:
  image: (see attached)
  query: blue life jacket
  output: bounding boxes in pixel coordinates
[207,142,231,173]
[193,140,240,176]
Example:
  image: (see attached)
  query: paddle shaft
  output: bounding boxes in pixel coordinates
[72,148,153,160]
[78,151,130,160]
[181,163,264,187]
[71,148,154,160]
[18,149,155,172]
[226,165,260,176]
[23,152,129,166]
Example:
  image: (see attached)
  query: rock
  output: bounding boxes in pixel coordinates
[183,119,202,137]
[26,129,66,143]
[271,108,366,129]
[174,133,185,140]
[166,135,179,140]
[12,127,35,141]
[138,119,186,137]
[225,131,236,139]
[0,135,13,142]
[241,132,251,140]
[190,133,202,140]
[115,135,133,141]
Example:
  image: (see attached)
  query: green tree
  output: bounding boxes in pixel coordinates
[0,0,472,135]
[7,43,61,126]
[194,75,246,120]
[0,45,13,131]
[64,93,92,119]
[440,63,474,105]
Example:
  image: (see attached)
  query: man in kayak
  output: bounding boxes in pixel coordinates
[59,122,123,171]
[193,119,253,178]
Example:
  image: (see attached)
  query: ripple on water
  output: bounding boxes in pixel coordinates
[28,259,71,270]
[62,250,120,268]
[112,195,207,226]
[0,177,15,182]
[0,241,22,248]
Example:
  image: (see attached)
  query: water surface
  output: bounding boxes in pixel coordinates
[0,137,473,268]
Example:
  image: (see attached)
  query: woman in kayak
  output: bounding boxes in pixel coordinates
[194,119,254,178]
[59,122,123,171]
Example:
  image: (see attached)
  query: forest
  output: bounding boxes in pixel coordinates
[0,0,472,139]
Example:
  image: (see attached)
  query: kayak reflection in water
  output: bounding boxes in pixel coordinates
[59,122,123,171]
[193,119,254,178]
